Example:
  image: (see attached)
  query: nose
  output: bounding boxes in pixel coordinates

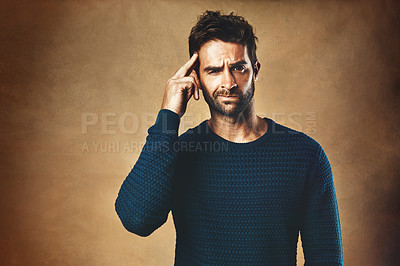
[221,68,237,90]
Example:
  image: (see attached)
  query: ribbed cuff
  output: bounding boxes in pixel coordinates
[154,109,180,133]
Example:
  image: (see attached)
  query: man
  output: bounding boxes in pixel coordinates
[115,10,343,265]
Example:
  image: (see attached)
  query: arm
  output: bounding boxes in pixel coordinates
[115,109,180,236]
[300,144,344,265]
[115,54,200,237]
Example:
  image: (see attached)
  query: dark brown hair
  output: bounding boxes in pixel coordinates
[189,10,258,66]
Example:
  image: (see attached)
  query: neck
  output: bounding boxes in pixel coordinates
[208,101,268,143]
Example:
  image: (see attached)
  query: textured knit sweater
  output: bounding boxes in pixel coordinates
[115,109,343,265]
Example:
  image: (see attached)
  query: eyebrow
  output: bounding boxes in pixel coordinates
[203,60,248,72]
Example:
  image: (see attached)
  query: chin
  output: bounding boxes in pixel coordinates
[213,103,246,117]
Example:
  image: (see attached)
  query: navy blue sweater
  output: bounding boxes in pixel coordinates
[115,109,343,265]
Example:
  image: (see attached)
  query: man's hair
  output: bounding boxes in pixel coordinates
[189,10,258,66]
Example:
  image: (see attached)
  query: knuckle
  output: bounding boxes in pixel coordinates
[167,78,178,87]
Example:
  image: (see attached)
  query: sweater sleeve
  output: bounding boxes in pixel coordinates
[300,144,344,265]
[115,109,180,237]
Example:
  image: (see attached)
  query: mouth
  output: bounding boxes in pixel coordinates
[217,95,238,98]
[217,95,238,102]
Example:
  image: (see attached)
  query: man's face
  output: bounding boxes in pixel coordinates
[198,40,259,117]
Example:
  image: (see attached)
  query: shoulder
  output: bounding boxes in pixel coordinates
[266,117,324,159]
[268,118,334,178]
[178,120,209,142]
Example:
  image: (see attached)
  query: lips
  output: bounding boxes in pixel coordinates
[217,95,238,101]
[217,94,238,97]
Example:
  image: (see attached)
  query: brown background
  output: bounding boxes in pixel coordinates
[1,0,399,265]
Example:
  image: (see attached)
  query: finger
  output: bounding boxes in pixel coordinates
[176,80,193,102]
[176,79,195,93]
[172,53,199,79]
[174,76,196,85]
[186,87,194,102]
[190,70,201,100]
[182,80,195,101]
[182,75,198,101]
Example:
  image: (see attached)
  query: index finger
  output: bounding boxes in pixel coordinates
[172,53,199,78]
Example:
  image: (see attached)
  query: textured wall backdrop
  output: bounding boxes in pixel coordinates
[0,0,399,265]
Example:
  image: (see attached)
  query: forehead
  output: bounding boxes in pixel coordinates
[198,40,250,67]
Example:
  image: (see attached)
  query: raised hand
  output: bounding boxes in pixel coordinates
[161,53,201,117]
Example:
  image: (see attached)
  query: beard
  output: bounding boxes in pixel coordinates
[201,79,255,117]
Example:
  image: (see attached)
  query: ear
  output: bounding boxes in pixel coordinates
[253,60,261,81]
[194,68,203,91]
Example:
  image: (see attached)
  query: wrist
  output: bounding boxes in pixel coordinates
[154,109,181,133]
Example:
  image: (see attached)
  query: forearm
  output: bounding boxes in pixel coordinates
[301,145,343,265]
[115,109,180,236]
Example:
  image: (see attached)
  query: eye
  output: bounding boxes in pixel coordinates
[208,69,221,74]
[232,65,245,72]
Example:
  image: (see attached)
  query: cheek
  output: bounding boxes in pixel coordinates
[235,72,253,85]
[200,75,220,90]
